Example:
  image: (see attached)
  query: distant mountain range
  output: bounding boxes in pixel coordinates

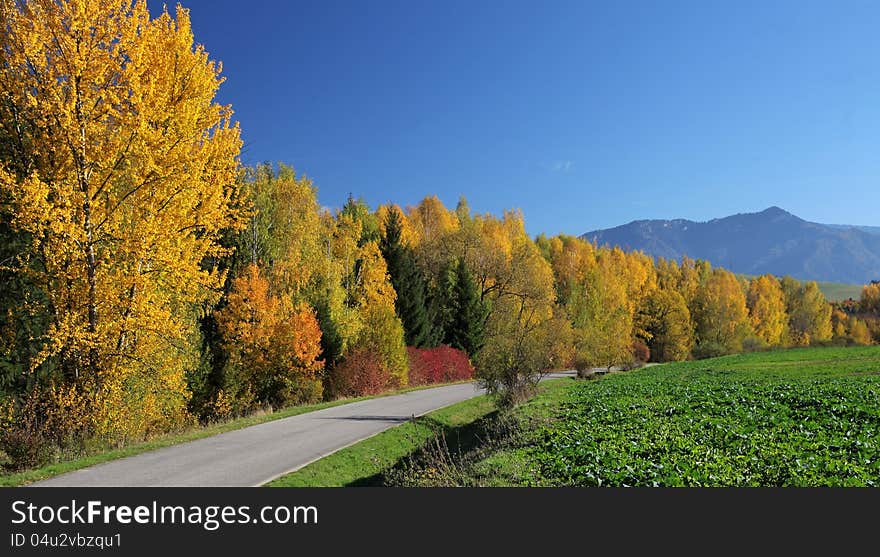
[581,207,880,285]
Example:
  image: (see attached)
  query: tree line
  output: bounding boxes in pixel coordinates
[0,2,876,470]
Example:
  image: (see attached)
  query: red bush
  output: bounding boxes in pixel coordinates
[632,340,651,364]
[407,345,475,386]
[328,349,391,398]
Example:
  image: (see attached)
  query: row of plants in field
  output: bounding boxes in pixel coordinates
[519,348,880,486]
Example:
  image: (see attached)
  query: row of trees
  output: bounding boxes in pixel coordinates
[0,2,875,469]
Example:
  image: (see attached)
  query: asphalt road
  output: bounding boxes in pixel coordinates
[32,372,574,487]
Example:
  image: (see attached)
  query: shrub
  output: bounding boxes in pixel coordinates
[573,353,593,373]
[0,427,53,471]
[693,341,730,360]
[741,335,768,353]
[327,349,392,398]
[632,340,650,364]
[576,369,598,380]
[407,345,475,386]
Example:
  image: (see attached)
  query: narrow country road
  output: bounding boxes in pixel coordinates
[32,372,575,487]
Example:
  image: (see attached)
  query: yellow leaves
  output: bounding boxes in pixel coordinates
[692,269,751,352]
[376,204,418,248]
[352,241,397,309]
[0,0,242,438]
[747,274,788,346]
[406,195,459,246]
[848,318,873,346]
[861,283,880,314]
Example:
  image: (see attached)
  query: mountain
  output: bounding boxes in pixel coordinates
[581,207,880,285]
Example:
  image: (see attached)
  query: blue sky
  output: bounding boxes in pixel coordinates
[149,0,880,235]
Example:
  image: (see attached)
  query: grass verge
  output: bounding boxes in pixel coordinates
[0,380,472,487]
[266,379,571,487]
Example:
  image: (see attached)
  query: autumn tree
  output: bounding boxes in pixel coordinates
[0,1,241,438]
[215,265,323,413]
[831,307,849,341]
[861,282,880,315]
[407,195,460,278]
[537,234,596,307]
[470,210,563,404]
[746,274,788,346]
[341,195,380,246]
[781,277,833,346]
[328,236,408,393]
[568,254,634,370]
[637,287,693,362]
[691,269,752,356]
[848,318,873,346]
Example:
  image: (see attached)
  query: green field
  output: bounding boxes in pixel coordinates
[736,274,863,301]
[468,346,880,487]
[814,281,864,302]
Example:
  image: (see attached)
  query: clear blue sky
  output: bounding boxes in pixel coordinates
[148,0,880,235]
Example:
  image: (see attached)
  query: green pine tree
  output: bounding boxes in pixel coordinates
[445,258,488,358]
[380,209,434,347]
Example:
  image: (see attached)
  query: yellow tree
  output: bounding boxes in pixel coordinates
[346,241,408,388]
[746,275,788,346]
[376,204,418,248]
[569,248,635,370]
[831,308,849,340]
[691,269,752,356]
[655,257,682,291]
[861,283,880,315]
[0,1,241,438]
[637,287,693,362]
[848,318,873,346]
[237,163,324,300]
[407,195,459,278]
[538,234,596,306]
[467,210,564,403]
[782,278,832,345]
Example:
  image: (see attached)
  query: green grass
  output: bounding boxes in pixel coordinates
[736,273,862,301]
[469,346,880,487]
[266,392,499,487]
[814,281,864,302]
[0,380,471,487]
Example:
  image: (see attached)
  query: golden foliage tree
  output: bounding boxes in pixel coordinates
[746,274,788,346]
[848,317,873,346]
[0,1,241,438]
[782,278,833,346]
[568,251,635,370]
[349,241,408,387]
[637,287,693,362]
[692,269,752,356]
[861,283,880,315]
[238,163,324,299]
[465,211,563,403]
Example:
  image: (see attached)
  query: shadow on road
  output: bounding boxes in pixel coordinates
[316,415,414,423]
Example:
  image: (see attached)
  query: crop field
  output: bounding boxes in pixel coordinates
[474,346,880,487]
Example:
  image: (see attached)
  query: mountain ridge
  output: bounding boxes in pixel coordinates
[581,207,880,284]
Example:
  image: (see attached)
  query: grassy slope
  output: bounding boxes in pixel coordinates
[472,346,880,487]
[266,392,500,487]
[815,281,863,302]
[0,380,470,487]
[736,273,862,301]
